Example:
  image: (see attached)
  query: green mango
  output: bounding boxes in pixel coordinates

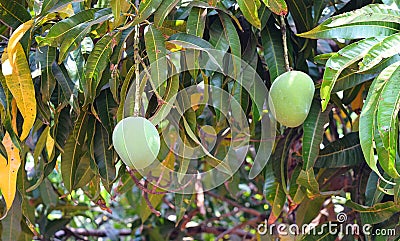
[269,71,315,127]
[112,117,160,169]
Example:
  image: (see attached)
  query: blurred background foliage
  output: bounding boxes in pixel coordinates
[0,0,399,240]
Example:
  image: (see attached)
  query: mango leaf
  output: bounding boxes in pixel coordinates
[237,0,261,29]
[1,44,36,141]
[375,65,400,178]
[320,37,380,111]
[61,111,89,192]
[37,8,99,46]
[51,63,79,112]
[327,4,400,27]
[144,25,167,90]
[188,1,242,31]
[346,200,400,224]
[263,164,286,223]
[315,132,364,168]
[94,121,116,189]
[382,0,399,9]
[7,19,34,58]
[72,152,95,191]
[331,55,400,93]
[187,7,206,37]
[360,62,400,183]
[111,0,122,24]
[302,100,330,170]
[0,192,22,239]
[262,0,287,16]
[286,0,312,32]
[153,0,180,27]
[209,20,229,52]
[374,126,399,179]
[130,0,163,26]
[159,20,187,37]
[261,20,285,81]
[38,178,58,207]
[168,33,214,49]
[219,13,241,77]
[0,131,21,219]
[40,0,83,15]
[298,4,400,40]
[84,31,120,104]
[297,169,320,194]
[174,193,192,225]
[37,8,112,63]
[359,33,400,72]
[0,0,31,29]
[37,46,57,102]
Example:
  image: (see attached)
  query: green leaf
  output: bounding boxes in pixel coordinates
[38,178,58,207]
[382,0,399,9]
[297,169,320,194]
[168,33,214,49]
[219,13,241,77]
[38,8,99,46]
[174,193,192,225]
[360,62,400,183]
[315,132,364,168]
[131,0,163,26]
[61,111,89,192]
[262,0,287,16]
[144,25,167,90]
[0,0,31,29]
[320,37,380,111]
[302,100,330,170]
[111,0,122,23]
[209,20,229,52]
[286,0,312,32]
[38,9,112,63]
[331,55,400,93]
[1,192,22,241]
[51,63,79,113]
[261,20,285,81]
[37,46,57,102]
[298,4,400,40]
[153,0,180,27]
[375,65,400,178]
[95,89,117,136]
[40,0,83,14]
[94,121,116,189]
[359,33,400,72]
[84,31,121,104]
[187,7,206,37]
[237,0,261,29]
[327,4,400,27]
[346,200,400,224]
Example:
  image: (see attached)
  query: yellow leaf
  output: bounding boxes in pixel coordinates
[1,44,36,141]
[7,19,34,63]
[46,128,55,159]
[0,132,21,220]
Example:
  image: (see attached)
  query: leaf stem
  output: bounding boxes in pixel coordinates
[280,16,290,72]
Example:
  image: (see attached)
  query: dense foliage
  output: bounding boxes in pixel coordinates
[0,0,399,240]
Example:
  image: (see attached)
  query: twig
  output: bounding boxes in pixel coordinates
[143,181,161,216]
[133,24,141,117]
[280,16,290,72]
[61,228,132,237]
[206,191,262,217]
[215,217,260,240]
